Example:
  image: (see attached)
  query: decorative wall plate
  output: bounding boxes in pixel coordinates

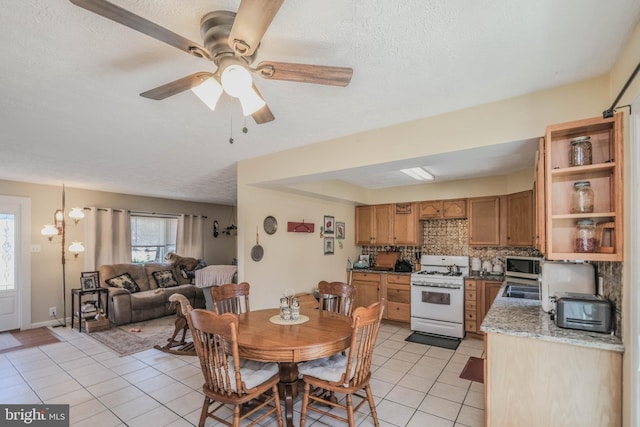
[264,215,278,235]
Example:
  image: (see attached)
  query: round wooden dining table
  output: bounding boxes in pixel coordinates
[236,307,353,427]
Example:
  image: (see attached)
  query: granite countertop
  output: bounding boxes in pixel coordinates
[348,268,413,275]
[481,284,624,353]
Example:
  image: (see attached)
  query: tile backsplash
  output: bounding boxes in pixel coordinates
[362,219,541,266]
[360,218,623,337]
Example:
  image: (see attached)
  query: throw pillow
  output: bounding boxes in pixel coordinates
[105,273,140,293]
[152,270,178,288]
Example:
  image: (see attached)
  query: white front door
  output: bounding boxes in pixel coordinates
[0,196,30,332]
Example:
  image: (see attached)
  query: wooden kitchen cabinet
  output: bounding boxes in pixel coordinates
[355,204,393,246]
[355,203,419,246]
[351,272,380,309]
[351,272,410,322]
[464,279,502,335]
[464,279,478,333]
[469,192,534,247]
[468,196,501,246]
[485,332,621,427]
[384,274,411,322]
[418,199,467,219]
[393,202,421,245]
[505,190,533,246]
[543,113,623,261]
[534,137,546,252]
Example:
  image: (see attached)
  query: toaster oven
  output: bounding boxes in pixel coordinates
[554,293,612,333]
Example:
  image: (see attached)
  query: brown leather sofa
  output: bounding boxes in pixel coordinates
[99,263,206,325]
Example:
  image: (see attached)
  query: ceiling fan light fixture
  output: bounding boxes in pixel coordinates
[401,167,435,181]
[237,87,266,116]
[191,77,223,111]
[221,64,253,98]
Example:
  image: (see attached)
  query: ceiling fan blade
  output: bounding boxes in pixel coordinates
[69,0,211,60]
[256,61,353,87]
[251,84,275,124]
[228,0,284,57]
[140,72,214,100]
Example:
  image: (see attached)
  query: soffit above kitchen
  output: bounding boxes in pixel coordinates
[0,1,638,204]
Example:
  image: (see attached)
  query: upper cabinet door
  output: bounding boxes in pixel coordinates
[506,190,533,247]
[544,113,623,261]
[468,196,501,246]
[534,137,546,253]
[442,199,467,218]
[373,204,394,245]
[419,200,442,219]
[355,205,374,245]
[393,202,420,245]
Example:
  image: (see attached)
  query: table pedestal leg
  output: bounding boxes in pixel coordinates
[278,362,299,427]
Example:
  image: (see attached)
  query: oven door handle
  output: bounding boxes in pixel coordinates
[412,282,462,290]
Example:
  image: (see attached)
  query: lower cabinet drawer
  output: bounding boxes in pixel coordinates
[465,310,477,321]
[465,290,476,301]
[465,300,477,311]
[465,320,477,332]
[386,302,410,322]
[387,284,410,304]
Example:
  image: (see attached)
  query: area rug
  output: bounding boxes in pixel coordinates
[405,331,461,350]
[459,356,484,383]
[1,327,60,353]
[87,315,192,356]
[0,332,22,351]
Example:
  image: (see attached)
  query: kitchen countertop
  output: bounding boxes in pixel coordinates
[481,283,624,353]
[348,268,412,275]
[465,273,504,281]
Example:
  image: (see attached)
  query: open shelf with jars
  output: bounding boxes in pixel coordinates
[544,113,623,261]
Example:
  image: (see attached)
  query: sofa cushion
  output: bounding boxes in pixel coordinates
[100,263,149,290]
[145,263,181,289]
[105,272,141,293]
[152,270,178,288]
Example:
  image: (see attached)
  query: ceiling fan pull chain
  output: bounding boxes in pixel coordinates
[229,115,234,144]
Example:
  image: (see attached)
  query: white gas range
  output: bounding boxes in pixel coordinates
[410,255,469,339]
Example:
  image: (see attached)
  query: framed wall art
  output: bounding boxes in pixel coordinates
[80,271,99,290]
[323,215,334,234]
[336,222,345,239]
[324,237,335,255]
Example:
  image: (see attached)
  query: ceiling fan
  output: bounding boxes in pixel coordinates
[69,0,354,124]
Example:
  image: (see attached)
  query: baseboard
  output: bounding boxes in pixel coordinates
[30,317,71,330]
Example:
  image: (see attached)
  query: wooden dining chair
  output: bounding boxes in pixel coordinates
[298,299,385,427]
[317,280,355,317]
[210,282,250,314]
[169,293,283,427]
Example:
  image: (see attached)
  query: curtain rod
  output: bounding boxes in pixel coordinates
[83,207,207,219]
[603,59,640,118]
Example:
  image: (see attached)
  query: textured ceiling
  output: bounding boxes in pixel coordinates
[1,1,639,204]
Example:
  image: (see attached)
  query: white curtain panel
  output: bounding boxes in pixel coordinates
[177,214,204,259]
[84,207,132,270]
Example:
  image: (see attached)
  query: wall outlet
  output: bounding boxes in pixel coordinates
[49,307,56,317]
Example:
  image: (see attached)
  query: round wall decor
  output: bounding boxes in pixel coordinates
[264,215,278,235]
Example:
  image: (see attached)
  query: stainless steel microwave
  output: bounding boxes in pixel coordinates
[505,256,542,280]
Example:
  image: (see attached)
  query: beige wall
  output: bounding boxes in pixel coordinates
[0,179,236,326]
[235,184,359,309]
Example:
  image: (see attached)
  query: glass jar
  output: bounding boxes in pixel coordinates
[291,298,300,321]
[574,219,596,253]
[571,181,594,213]
[569,136,592,167]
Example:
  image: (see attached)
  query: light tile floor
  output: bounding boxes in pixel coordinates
[0,322,485,426]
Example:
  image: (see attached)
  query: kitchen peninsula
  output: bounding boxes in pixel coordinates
[481,286,623,427]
